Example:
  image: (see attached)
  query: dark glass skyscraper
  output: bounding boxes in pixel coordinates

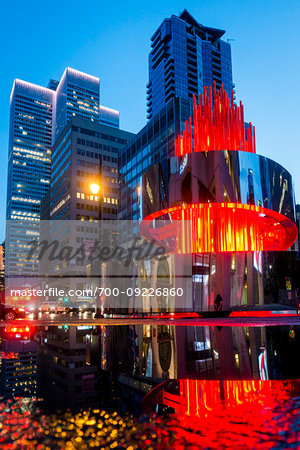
[120,10,234,226]
[146,9,234,120]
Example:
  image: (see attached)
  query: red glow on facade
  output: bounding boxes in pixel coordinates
[175,83,256,156]
[140,202,298,253]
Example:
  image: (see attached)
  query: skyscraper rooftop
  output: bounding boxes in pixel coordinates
[146,9,233,119]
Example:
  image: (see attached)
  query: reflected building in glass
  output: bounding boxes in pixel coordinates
[89,323,300,416]
[37,325,100,409]
[120,10,234,225]
[0,327,37,399]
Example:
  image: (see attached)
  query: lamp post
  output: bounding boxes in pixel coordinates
[90,157,103,318]
[90,157,102,221]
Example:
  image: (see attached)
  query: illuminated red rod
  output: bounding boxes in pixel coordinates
[176,83,256,155]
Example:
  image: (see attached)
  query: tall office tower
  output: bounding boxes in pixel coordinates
[54,68,100,139]
[39,117,133,308]
[296,205,300,249]
[6,80,54,280]
[50,117,132,222]
[146,9,234,120]
[120,10,234,225]
[5,68,110,295]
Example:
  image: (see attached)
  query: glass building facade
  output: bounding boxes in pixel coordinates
[119,97,192,225]
[50,117,132,222]
[5,68,119,287]
[38,117,133,308]
[119,10,235,229]
[6,80,54,277]
[146,9,234,120]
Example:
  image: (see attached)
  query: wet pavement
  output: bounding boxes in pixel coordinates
[1,389,300,449]
[1,322,300,448]
[3,314,300,327]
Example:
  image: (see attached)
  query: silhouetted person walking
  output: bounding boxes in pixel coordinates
[214,294,223,311]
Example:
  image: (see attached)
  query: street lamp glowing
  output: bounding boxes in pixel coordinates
[90,183,100,195]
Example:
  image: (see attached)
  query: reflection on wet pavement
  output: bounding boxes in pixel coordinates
[0,324,300,448]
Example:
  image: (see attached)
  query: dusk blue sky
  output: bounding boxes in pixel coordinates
[1,0,299,241]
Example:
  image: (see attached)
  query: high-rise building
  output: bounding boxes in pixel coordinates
[146,9,234,119]
[5,68,118,290]
[6,80,54,279]
[7,80,54,224]
[38,117,133,308]
[54,68,100,139]
[120,10,234,225]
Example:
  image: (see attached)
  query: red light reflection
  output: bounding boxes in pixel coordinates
[178,380,294,416]
[145,379,300,448]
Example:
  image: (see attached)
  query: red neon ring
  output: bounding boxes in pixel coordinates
[139,203,298,253]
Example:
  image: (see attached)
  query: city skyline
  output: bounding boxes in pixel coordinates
[1,0,300,242]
